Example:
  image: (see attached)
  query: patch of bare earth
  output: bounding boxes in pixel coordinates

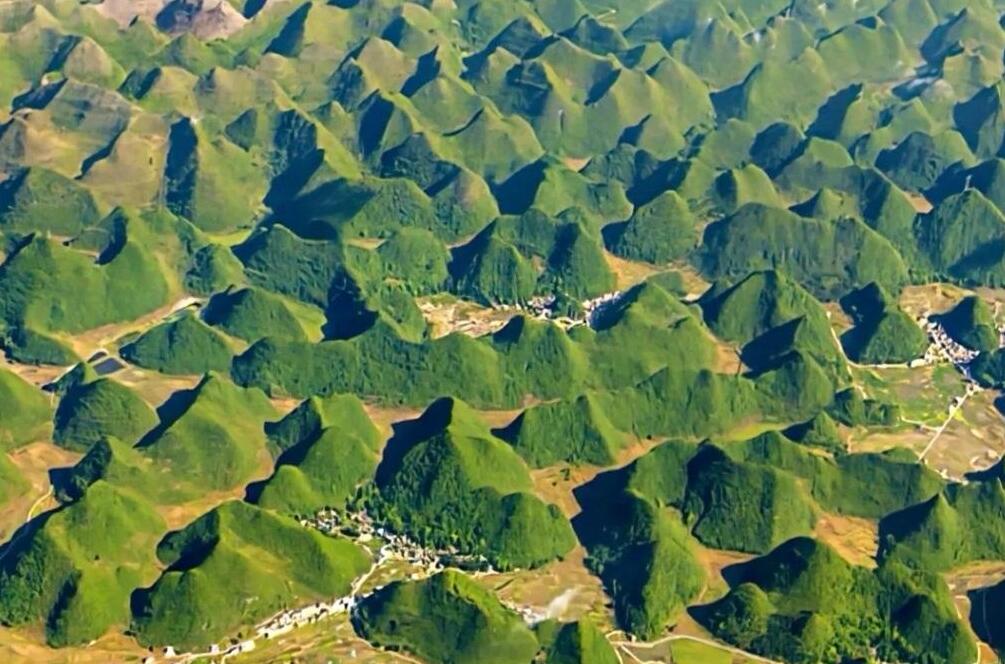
[847,427,931,457]
[417,296,514,339]
[114,367,202,408]
[906,193,933,214]
[692,546,755,603]
[0,626,148,663]
[924,390,1005,480]
[362,403,423,440]
[814,512,878,568]
[604,251,664,291]
[91,0,168,26]
[480,547,613,629]
[563,157,591,172]
[710,335,744,375]
[898,283,969,319]
[822,301,853,332]
[0,357,64,389]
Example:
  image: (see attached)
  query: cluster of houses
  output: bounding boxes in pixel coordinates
[153,595,360,664]
[509,603,549,625]
[303,508,493,574]
[524,290,626,330]
[417,300,511,337]
[255,596,356,640]
[151,638,255,664]
[154,509,447,662]
[918,317,982,369]
[419,289,629,338]
[523,295,585,330]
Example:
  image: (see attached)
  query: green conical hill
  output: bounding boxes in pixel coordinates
[53,370,157,452]
[132,500,369,650]
[375,397,575,569]
[0,366,51,450]
[355,570,540,664]
[138,373,277,497]
[495,393,625,467]
[0,481,165,646]
[120,312,234,376]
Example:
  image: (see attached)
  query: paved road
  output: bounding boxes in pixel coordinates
[612,633,783,664]
[920,390,973,461]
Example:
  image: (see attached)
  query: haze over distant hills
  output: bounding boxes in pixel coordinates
[2,0,1005,662]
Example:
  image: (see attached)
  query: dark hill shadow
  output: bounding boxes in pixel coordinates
[967,585,1002,650]
[374,397,455,486]
[136,381,204,448]
[570,465,630,547]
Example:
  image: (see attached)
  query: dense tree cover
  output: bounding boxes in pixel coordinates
[0,167,101,237]
[970,348,1005,388]
[495,347,837,469]
[880,461,1005,572]
[233,281,720,406]
[355,570,540,664]
[698,204,909,300]
[696,538,976,664]
[372,397,576,570]
[251,394,383,514]
[0,235,168,357]
[202,286,319,342]
[138,373,277,498]
[53,373,278,504]
[183,244,246,296]
[449,208,616,304]
[0,366,51,449]
[784,412,845,454]
[575,488,705,639]
[132,501,369,650]
[725,432,944,519]
[265,392,382,457]
[683,444,817,553]
[52,363,156,452]
[915,190,1005,285]
[839,283,928,364]
[0,481,165,646]
[162,117,268,233]
[579,438,814,556]
[573,428,951,645]
[495,394,625,467]
[120,312,235,375]
[700,270,849,383]
[604,191,697,264]
[827,388,901,427]
[55,436,157,503]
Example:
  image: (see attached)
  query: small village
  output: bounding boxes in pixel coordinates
[908,313,1005,483]
[152,305,1005,662]
[916,316,984,370]
[153,509,497,663]
[304,508,494,575]
[525,290,628,330]
[420,289,629,338]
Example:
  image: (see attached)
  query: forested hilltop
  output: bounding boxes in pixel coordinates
[2,0,1005,662]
